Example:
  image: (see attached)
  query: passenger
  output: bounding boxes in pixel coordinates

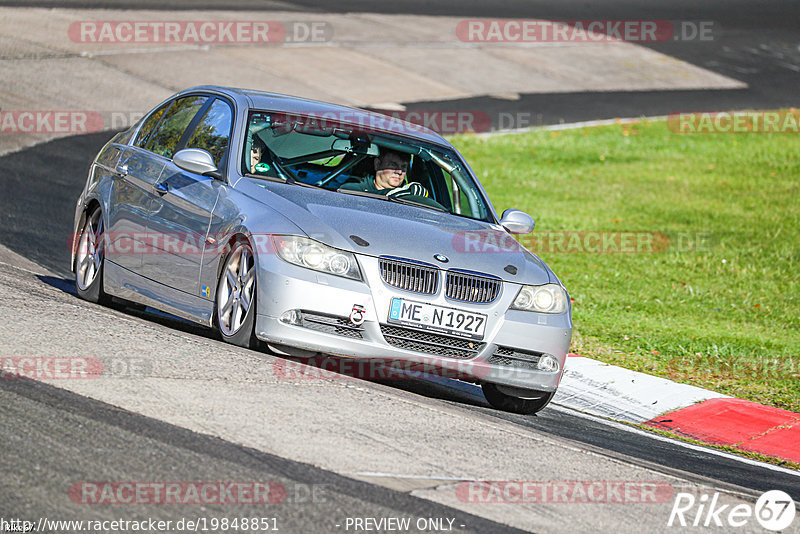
[250,136,269,174]
[339,149,430,199]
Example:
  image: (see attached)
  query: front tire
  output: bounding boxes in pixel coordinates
[215,240,258,349]
[74,208,109,304]
[482,383,555,415]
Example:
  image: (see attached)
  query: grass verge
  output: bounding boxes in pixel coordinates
[450,116,800,412]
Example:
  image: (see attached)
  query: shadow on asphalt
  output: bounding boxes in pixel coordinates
[0,132,117,277]
[36,273,215,336]
[0,376,527,534]
[36,275,76,296]
[34,273,492,410]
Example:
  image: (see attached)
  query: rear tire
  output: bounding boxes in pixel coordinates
[74,207,109,304]
[481,383,555,415]
[215,240,259,349]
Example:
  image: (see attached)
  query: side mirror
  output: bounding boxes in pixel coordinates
[500,209,535,235]
[173,148,220,178]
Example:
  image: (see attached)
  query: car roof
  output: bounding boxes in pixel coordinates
[178,85,450,147]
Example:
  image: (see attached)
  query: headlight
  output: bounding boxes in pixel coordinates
[271,235,361,280]
[511,284,568,314]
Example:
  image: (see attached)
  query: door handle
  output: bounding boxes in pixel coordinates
[114,164,128,177]
[154,182,169,196]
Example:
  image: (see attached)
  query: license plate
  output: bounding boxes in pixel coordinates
[388,298,487,340]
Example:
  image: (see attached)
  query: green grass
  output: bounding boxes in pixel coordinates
[450,117,800,412]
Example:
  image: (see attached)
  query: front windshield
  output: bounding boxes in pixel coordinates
[243,110,493,222]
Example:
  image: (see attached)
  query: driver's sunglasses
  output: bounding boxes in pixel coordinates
[378,161,408,172]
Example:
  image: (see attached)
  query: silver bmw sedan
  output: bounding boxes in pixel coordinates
[71,85,572,414]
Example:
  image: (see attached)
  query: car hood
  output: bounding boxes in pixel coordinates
[248,180,552,285]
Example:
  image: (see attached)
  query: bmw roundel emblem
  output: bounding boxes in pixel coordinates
[434,254,449,263]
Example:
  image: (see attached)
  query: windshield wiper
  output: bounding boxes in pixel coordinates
[386,195,448,212]
[275,161,296,184]
[246,172,327,190]
[244,166,296,185]
[335,189,386,199]
[244,173,286,184]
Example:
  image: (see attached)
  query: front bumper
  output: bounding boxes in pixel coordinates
[254,254,572,392]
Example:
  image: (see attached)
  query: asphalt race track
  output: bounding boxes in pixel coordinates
[1,127,799,515]
[1,376,530,534]
[3,0,800,276]
[2,1,799,532]
[1,0,797,124]
[0,132,114,276]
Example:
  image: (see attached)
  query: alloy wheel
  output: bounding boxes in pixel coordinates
[217,243,256,337]
[76,210,104,291]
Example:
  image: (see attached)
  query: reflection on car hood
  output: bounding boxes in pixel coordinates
[257,182,551,285]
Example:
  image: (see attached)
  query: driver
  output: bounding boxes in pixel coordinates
[339,149,431,199]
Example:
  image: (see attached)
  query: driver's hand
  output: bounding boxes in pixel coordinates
[387,182,428,198]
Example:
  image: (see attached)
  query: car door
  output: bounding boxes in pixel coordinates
[142,96,233,296]
[105,100,170,272]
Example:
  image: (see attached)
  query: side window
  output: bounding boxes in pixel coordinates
[134,101,171,149]
[145,96,208,159]
[184,99,233,166]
